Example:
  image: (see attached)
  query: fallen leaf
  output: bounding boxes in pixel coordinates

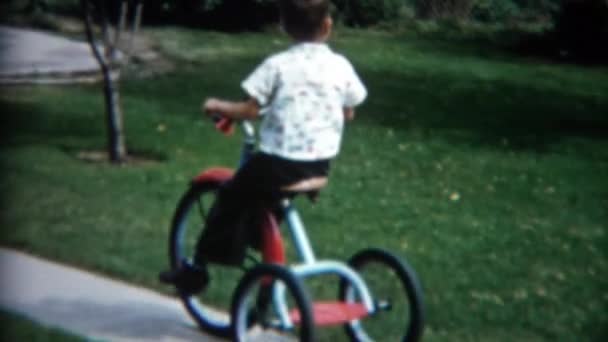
[449,192,461,201]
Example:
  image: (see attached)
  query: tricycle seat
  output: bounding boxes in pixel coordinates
[282,176,328,202]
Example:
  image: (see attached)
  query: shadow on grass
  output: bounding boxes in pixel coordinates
[2,43,607,160]
[143,51,608,157]
[359,67,608,154]
[0,99,102,148]
[0,99,168,163]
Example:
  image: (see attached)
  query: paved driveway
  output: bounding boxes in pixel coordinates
[0,25,101,84]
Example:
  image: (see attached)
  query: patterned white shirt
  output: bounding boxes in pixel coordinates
[242,42,367,161]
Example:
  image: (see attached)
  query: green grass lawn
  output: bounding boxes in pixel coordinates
[1,27,607,341]
[0,310,83,341]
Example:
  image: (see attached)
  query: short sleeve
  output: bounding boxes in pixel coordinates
[342,62,367,108]
[241,58,277,107]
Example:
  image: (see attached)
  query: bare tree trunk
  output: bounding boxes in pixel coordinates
[81,0,128,163]
[103,74,127,162]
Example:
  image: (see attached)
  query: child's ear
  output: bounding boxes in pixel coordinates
[324,16,333,32]
[321,15,333,38]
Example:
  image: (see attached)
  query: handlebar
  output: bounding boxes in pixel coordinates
[211,114,235,135]
[210,114,256,142]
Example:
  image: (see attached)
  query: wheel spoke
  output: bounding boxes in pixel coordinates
[196,197,206,221]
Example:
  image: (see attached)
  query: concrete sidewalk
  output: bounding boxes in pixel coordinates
[0,248,223,341]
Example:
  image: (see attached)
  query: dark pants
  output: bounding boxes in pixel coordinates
[194,153,330,266]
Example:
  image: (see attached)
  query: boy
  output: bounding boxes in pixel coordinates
[160,0,366,294]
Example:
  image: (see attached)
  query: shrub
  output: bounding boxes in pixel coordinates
[413,0,561,23]
[414,0,475,20]
[199,0,278,30]
[513,0,560,21]
[553,0,608,64]
[139,0,278,29]
[471,0,520,22]
[332,0,404,26]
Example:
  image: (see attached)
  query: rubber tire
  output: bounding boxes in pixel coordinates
[340,248,425,342]
[168,182,233,338]
[231,263,315,342]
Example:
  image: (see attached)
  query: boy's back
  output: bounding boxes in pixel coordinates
[243,42,366,161]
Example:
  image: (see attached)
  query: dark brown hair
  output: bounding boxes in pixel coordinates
[279,0,330,41]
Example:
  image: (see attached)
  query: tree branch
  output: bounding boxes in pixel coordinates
[127,0,144,61]
[81,0,108,73]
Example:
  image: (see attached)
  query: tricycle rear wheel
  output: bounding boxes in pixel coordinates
[231,263,315,342]
[169,182,244,337]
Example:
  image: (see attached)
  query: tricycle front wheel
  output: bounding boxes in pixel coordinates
[340,248,425,342]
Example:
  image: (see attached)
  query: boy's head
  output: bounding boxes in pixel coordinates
[279,0,331,42]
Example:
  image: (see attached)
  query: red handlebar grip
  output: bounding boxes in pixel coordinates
[215,117,235,135]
